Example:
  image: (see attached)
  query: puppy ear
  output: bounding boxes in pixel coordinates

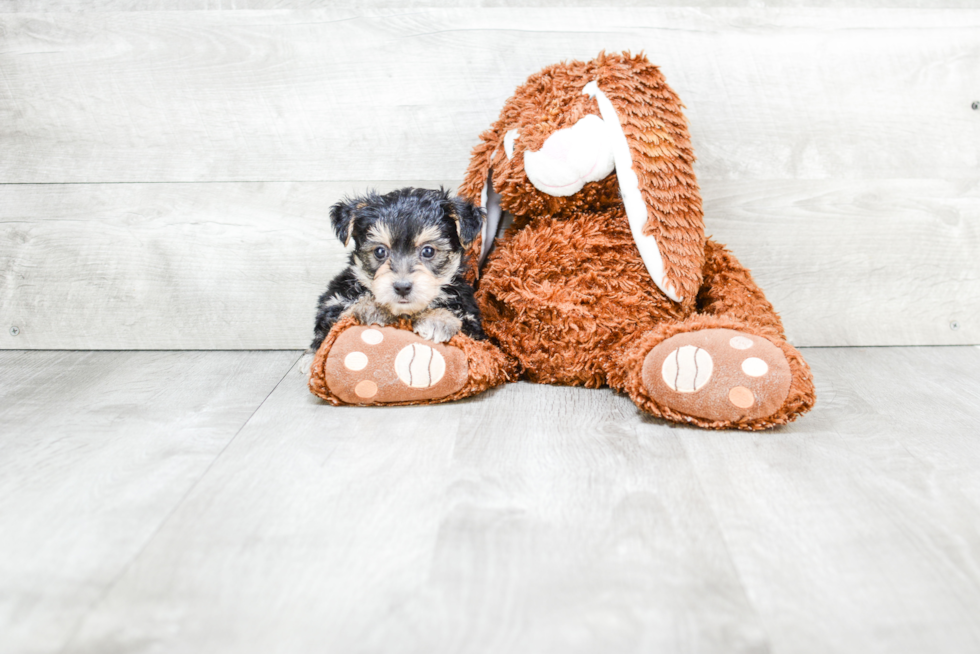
[449,196,485,247]
[329,198,358,247]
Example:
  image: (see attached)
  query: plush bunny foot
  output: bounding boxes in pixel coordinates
[320,325,470,405]
[642,328,793,425]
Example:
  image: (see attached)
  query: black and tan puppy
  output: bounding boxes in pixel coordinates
[311,187,486,351]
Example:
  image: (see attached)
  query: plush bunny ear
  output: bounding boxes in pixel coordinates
[459,54,705,299]
[587,57,705,303]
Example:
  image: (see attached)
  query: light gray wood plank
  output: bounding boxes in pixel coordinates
[60,368,770,654]
[5,0,979,10]
[0,180,453,350]
[4,346,980,653]
[2,178,976,349]
[678,346,980,654]
[59,346,980,653]
[0,350,299,654]
[0,9,977,183]
[705,178,980,347]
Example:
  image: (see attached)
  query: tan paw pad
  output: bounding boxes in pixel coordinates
[354,379,378,399]
[394,344,446,388]
[661,345,713,392]
[740,357,768,377]
[361,328,384,345]
[728,386,754,409]
[344,351,369,371]
[729,335,754,350]
[325,326,468,405]
[642,328,792,423]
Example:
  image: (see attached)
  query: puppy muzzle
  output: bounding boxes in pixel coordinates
[393,280,413,298]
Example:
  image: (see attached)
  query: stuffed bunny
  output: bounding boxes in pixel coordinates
[456,51,815,429]
[311,51,814,430]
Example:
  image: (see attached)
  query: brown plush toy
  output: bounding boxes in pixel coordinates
[310,51,815,430]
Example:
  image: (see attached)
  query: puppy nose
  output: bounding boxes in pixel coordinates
[393,281,413,297]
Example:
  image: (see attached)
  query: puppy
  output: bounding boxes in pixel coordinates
[310,187,487,352]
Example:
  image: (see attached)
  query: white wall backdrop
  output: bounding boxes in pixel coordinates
[1,5,978,348]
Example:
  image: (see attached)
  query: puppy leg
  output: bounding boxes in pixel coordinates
[346,295,393,328]
[296,349,316,377]
[413,308,463,343]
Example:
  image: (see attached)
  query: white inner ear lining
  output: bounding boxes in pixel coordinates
[504,129,519,160]
[582,81,681,302]
[480,168,503,266]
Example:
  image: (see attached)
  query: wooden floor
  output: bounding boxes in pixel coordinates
[2,346,979,653]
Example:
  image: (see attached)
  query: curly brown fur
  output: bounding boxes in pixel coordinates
[477,205,690,387]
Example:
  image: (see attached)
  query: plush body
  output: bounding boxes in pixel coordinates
[310,52,815,429]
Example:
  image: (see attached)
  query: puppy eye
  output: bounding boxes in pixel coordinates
[420,246,435,259]
[373,246,388,260]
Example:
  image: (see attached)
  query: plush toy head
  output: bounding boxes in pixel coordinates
[460,51,705,303]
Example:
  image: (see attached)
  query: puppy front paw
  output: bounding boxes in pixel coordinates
[296,349,315,378]
[413,309,462,344]
[348,296,391,327]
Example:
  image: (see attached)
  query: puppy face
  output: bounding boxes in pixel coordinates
[360,219,458,315]
[330,188,483,315]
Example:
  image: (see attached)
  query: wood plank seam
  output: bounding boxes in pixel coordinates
[52,351,304,653]
[673,431,776,649]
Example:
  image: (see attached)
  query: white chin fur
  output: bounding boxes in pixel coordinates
[504,129,519,160]
[373,277,439,316]
[523,114,615,198]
